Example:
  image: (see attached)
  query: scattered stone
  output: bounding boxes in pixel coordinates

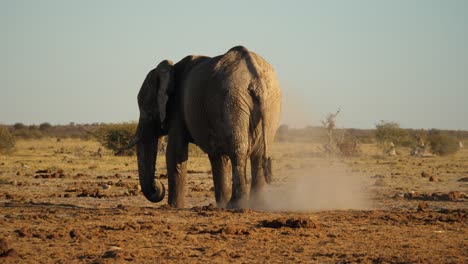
[191,186,203,192]
[404,191,466,201]
[0,238,9,255]
[429,175,441,182]
[220,226,249,235]
[212,250,229,259]
[102,246,123,259]
[374,179,386,186]
[260,217,319,229]
[417,202,429,212]
[69,229,84,239]
[447,191,464,201]
[15,227,31,237]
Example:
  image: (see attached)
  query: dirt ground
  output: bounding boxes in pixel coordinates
[0,139,467,263]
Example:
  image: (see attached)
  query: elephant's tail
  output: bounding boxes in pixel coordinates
[261,107,273,184]
[252,79,273,184]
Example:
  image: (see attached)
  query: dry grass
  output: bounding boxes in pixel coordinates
[0,138,466,263]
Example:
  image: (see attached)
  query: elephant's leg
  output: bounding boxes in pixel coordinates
[166,131,189,208]
[249,154,268,209]
[208,154,232,208]
[227,151,249,209]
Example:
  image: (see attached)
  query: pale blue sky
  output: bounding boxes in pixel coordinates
[2,0,467,129]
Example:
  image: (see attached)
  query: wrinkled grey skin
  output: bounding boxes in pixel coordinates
[133,46,281,209]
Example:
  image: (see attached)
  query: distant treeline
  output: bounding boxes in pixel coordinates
[275,125,468,144]
[6,122,108,140]
[4,122,468,144]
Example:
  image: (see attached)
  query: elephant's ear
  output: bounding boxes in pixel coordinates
[156,60,174,123]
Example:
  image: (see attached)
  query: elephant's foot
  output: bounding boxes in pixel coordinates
[249,191,269,211]
[226,197,249,209]
[216,200,229,209]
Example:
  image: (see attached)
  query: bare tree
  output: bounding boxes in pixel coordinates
[321,108,340,153]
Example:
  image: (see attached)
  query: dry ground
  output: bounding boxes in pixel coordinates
[0,138,467,263]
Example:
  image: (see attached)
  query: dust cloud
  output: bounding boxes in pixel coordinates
[252,165,372,212]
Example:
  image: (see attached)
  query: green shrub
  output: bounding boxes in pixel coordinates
[375,120,411,147]
[94,123,137,156]
[12,128,44,139]
[0,126,16,154]
[13,123,27,130]
[427,130,459,156]
[39,122,52,131]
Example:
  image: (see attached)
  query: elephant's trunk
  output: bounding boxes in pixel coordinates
[136,119,165,203]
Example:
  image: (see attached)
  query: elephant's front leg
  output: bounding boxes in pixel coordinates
[166,132,189,208]
[208,154,232,208]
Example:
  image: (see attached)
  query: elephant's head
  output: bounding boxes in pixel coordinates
[132,60,174,202]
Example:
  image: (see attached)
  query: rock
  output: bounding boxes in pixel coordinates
[421,171,430,178]
[220,226,249,235]
[0,238,9,255]
[16,227,31,237]
[448,191,464,201]
[69,229,83,239]
[101,184,111,190]
[261,217,320,229]
[458,177,468,182]
[374,179,386,186]
[102,246,123,259]
[429,176,441,182]
[16,171,24,176]
[417,202,429,212]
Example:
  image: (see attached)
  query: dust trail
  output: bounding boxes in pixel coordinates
[252,165,372,212]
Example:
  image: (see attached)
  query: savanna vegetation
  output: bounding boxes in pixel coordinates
[1,121,467,157]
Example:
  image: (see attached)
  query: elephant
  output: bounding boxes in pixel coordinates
[129,46,282,209]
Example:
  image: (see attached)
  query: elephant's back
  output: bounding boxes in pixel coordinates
[182,47,281,155]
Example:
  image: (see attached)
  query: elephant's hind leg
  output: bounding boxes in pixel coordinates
[227,151,249,209]
[249,155,268,210]
[208,154,232,208]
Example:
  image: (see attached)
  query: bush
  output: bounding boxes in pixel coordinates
[336,135,361,156]
[94,123,137,156]
[12,128,44,139]
[275,124,289,142]
[0,126,16,154]
[375,120,411,147]
[39,122,52,131]
[427,130,459,156]
[13,123,27,130]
